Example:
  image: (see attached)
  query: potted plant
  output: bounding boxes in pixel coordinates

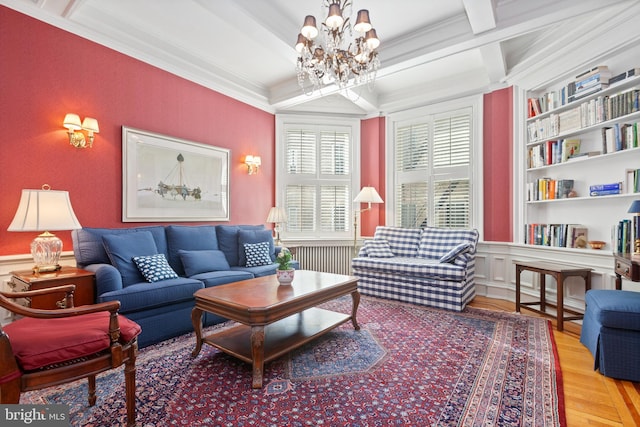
[276,247,294,284]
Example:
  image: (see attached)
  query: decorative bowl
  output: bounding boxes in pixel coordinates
[588,240,606,250]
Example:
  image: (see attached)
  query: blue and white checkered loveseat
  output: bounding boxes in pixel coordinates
[351,226,480,312]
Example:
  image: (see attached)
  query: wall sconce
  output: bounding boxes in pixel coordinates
[245,155,261,174]
[63,113,99,148]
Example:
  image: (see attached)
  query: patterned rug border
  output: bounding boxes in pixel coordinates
[22,295,567,426]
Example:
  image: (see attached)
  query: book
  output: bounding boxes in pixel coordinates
[565,151,600,161]
[589,182,623,192]
[575,66,610,81]
[570,226,588,248]
[561,139,581,162]
[590,188,622,196]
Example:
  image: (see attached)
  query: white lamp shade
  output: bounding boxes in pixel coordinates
[266,207,288,223]
[354,186,383,204]
[82,117,100,133]
[8,189,82,232]
[63,113,82,131]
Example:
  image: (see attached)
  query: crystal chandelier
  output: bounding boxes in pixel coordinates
[295,0,381,94]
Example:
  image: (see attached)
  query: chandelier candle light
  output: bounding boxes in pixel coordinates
[296,0,381,94]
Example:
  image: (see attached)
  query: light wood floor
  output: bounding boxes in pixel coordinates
[469,296,640,426]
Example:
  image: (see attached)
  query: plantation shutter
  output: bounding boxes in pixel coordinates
[393,107,473,229]
[281,122,356,239]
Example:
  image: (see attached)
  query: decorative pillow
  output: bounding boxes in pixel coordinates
[238,229,275,266]
[243,242,273,267]
[102,231,159,286]
[363,239,395,258]
[179,249,230,276]
[132,254,179,282]
[439,243,471,264]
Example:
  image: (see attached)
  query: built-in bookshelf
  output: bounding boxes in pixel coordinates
[524,65,640,250]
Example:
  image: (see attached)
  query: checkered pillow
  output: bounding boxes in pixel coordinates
[439,242,471,264]
[132,254,179,282]
[363,239,395,258]
[244,242,273,267]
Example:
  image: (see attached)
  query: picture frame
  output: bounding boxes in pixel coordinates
[122,126,230,222]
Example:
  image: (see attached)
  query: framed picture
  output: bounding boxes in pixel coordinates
[122,127,230,222]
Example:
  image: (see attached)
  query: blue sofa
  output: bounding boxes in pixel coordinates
[72,224,297,347]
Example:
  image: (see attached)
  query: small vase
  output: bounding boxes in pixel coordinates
[276,269,294,284]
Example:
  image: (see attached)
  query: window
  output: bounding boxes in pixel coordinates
[389,97,482,230]
[276,116,359,240]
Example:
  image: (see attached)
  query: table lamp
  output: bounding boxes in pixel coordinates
[7,185,82,273]
[266,206,288,245]
[353,186,383,255]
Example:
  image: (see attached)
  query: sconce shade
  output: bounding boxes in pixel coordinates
[354,186,384,204]
[63,113,82,131]
[266,207,288,224]
[82,117,100,133]
[8,187,82,273]
[628,200,640,214]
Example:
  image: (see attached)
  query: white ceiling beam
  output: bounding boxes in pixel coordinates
[479,43,506,83]
[462,0,496,34]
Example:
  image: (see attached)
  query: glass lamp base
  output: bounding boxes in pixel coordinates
[31,231,63,273]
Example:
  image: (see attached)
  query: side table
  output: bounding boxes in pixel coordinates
[613,252,640,290]
[515,261,592,331]
[9,266,96,309]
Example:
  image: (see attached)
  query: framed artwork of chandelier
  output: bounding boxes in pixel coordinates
[295,0,381,94]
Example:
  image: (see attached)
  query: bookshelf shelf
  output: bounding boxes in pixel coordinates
[524,63,640,249]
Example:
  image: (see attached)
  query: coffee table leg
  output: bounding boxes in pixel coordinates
[251,326,265,388]
[191,307,204,357]
[351,290,361,330]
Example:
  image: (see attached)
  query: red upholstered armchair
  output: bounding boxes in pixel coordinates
[0,284,141,427]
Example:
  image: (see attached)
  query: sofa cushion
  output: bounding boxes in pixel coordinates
[363,239,394,258]
[132,253,179,282]
[417,227,479,260]
[373,227,422,257]
[216,225,265,266]
[439,242,471,264]
[179,249,230,276]
[103,231,159,287]
[97,277,204,313]
[73,226,167,267]
[166,225,219,276]
[351,256,466,282]
[238,229,275,266]
[5,312,141,371]
[243,242,273,267]
[191,270,254,287]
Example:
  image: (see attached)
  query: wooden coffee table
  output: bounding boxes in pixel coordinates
[191,270,360,388]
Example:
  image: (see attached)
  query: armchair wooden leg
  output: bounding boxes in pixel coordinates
[88,375,97,406]
[124,357,137,427]
[0,377,21,404]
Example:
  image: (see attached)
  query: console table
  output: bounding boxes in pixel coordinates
[613,252,640,290]
[515,261,592,331]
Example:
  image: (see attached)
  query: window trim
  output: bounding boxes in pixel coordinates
[385,95,484,237]
[275,114,361,241]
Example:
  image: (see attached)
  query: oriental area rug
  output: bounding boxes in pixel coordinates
[22,296,566,426]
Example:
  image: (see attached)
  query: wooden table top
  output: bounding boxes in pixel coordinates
[193,270,359,325]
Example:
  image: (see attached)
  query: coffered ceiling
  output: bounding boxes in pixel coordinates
[3,0,638,115]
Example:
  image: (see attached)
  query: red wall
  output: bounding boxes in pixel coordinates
[483,87,513,241]
[0,6,275,256]
[360,116,386,236]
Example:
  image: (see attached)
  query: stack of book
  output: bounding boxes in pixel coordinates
[568,66,611,103]
[613,219,633,253]
[589,182,622,196]
[528,178,574,200]
[626,168,640,193]
[524,223,587,248]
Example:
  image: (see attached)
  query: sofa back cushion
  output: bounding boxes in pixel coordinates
[166,225,219,275]
[417,227,479,261]
[216,225,265,266]
[103,231,159,287]
[72,226,167,267]
[372,226,422,257]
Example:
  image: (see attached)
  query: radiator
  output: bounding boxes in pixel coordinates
[294,245,354,276]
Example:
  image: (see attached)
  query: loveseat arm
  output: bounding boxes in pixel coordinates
[83,263,124,296]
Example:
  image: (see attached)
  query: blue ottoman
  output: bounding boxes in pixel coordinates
[580,289,640,382]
